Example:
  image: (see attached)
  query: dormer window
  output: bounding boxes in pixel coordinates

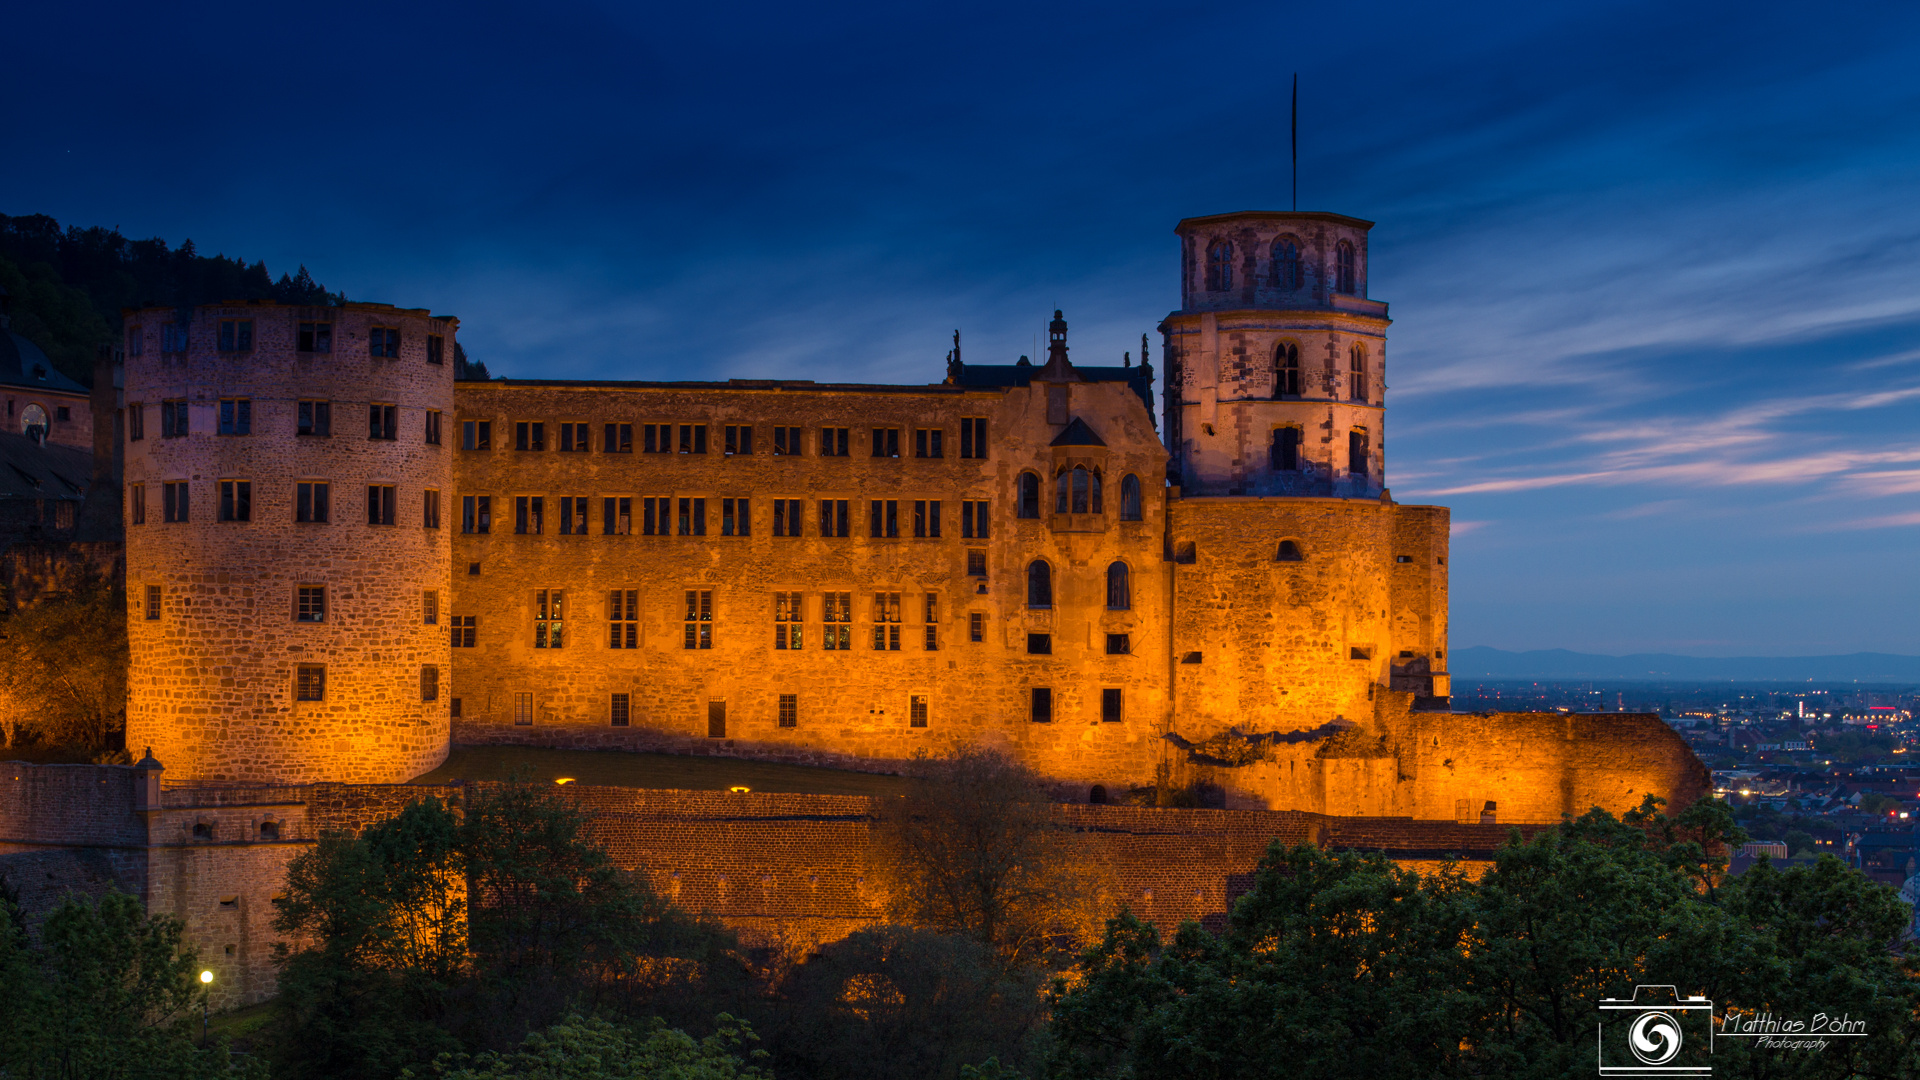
[31,364,46,381]
[1335,240,1356,294]
[1206,238,1234,291]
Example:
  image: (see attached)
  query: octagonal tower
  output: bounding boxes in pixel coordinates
[122,301,456,783]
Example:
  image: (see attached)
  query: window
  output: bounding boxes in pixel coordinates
[462,420,491,450]
[1336,240,1356,294]
[1027,633,1051,654]
[162,324,188,354]
[820,427,850,457]
[163,482,189,522]
[684,590,713,649]
[370,404,398,440]
[1120,475,1142,520]
[604,496,632,535]
[708,701,727,738]
[642,424,671,453]
[424,489,441,529]
[1348,428,1369,477]
[961,501,989,539]
[610,589,639,648]
[910,694,928,728]
[611,693,631,727]
[724,425,752,455]
[298,322,332,353]
[427,334,445,364]
[295,665,325,702]
[367,485,396,526]
[870,427,900,458]
[868,499,899,538]
[678,497,706,536]
[913,500,941,538]
[296,586,326,623]
[969,612,984,643]
[1271,427,1300,471]
[1206,238,1233,291]
[1271,237,1301,290]
[219,480,251,522]
[823,592,852,650]
[1276,539,1304,562]
[959,417,987,459]
[161,399,189,438]
[922,593,938,651]
[914,428,942,458]
[1056,466,1101,514]
[370,327,400,358]
[1107,562,1130,610]
[126,327,144,357]
[1101,688,1123,723]
[451,615,477,648]
[218,319,254,352]
[534,589,564,648]
[559,496,588,535]
[515,496,544,534]
[774,591,803,650]
[873,592,902,651]
[1106,633,1131,655]
[820,499,850,537]
[425,410,442,445]
[1016,472,1041,518]
[55,406,69,422]
[130,483,146,525]
[128,404,145,441]
[421,665,439,702]
[452,699,461,717]
[640,497,671,536]
[515,421,545,451]
[1027,561,1051,608]
[424,590,439,625]
[773,499,802,537]
[722,497,750,536]
[514,692,533,726]
[218,398,251,435]
[1349,343,1368,401]
[1031,687,1053,723]
[558,422,589,452]
[605,423,633,453]
[779,693,798,728]
[1174,540,1196,564]
[773,426,803,456]
[967,550,986,577]
[1275,342,1301,396]
[145,584,161,620]
[462,494,491,534]
[679,424,707,454]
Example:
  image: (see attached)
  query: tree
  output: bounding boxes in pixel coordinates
[427,1014,767,1079]
[0,574,128,751]
[454,343,489,381]
[0,891,262,1079]
[867,747,1103,968]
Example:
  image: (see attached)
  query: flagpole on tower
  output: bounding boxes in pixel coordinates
[1291,72,1298,212]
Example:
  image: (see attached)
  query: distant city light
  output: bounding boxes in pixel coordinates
[554,777,575,785]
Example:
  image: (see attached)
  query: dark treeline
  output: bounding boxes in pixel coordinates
[0,213,343,387]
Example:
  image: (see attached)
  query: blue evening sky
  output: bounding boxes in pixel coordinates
[8,1,1920,656]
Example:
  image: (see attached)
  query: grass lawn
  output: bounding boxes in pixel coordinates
[411,745,913,797]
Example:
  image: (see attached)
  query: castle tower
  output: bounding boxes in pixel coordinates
[122,301,456,784]
[1160,212,1388,497]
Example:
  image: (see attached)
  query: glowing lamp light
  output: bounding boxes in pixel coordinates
[553,778,575,785]
[200,970,214,985]
[1739,789,1751,796]
[729,785,751,794]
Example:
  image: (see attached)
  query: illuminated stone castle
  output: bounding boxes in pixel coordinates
[119,210,1702,822]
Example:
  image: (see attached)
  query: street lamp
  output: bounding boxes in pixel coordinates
[199,969,213,1044]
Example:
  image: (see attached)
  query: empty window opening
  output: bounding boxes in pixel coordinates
[295,481,329,523]
[1106,562,1130,610]
[370,404,398,441]
[1031,687,1053,723]
[259,821,280,840]
[870,427,900,458]
[297,322,332,353]
[1106,633,1131,655]
[722,497,750,536]
[1119,474,1143,521]
[367,484,396,526]
[515,421,545,451]
[219,480,251,522]
[1270,427,1301,471]
[1181,651,1202,664]
[515,495,544,534]
[869,499,899,538]
[1027,561,1052,608]
[724,425,753,455]
[820,427,850,457]
[961,500,990,539]
[1016,472,1041,518]
[820,499,850,537]
[1275,342,1301,396]
[1276,539,1304,562]
[461,419,490,450]
[679,424,707,454]
[1336,240,1356,293]
[462,494,491,534]
[1348,428,1369,477]
[369,326,400,358]
[914,428,942,458]
[913,499,940,538]
[1173,540,1196,564]
[1271,237,1302,291]
[218,397,251,435]
[1101,688,1123,723]
[1350,343,1369,401]
[959,417,987,459]
[1205,238,1233,291]
[162,481,190,523]
[218,319,254,352]
[559,422,589,452]
[772,426,802,456]
[605,423,633,453]
[1027,633,1052,655]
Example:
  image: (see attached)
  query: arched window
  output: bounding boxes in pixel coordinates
[1349,343,1368,401]
[1027,560,1052,608]
[1271,237,1301,290]
[1017,472,1040,518]
[1058,467,1101,514]
[1348,428,1369,477]
[1335,240,1356,294]
[1120,474,1143,521]
[1275,342,1300,396]
[1270,427,1299,471]
[1276,539,1304,562]
[1206,238,1234,291]
[1106,562,1130,610]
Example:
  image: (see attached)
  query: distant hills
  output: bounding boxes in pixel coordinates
[1452,647,1920,683]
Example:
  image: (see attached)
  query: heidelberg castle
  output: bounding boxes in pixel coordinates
[109,209,1705,822]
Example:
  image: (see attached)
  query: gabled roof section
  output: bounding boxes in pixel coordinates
[1049,417,1107,447]
[0,429,91,501]
[0,331,87,394]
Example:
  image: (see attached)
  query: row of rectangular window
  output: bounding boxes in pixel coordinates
[283,663,440,703]
[128,320,444,362]
[499,685,1117,729]
[461,421,990,458]
[130,482,441,527]
[459,496,991,539]
[130,400,442,444]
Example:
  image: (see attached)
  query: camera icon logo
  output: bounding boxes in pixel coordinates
[1597,985,1712,1076]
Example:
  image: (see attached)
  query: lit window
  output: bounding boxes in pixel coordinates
[823,592,852,650]
[774,592,804,650]
[534,589,565,648]
[684,590,713,649]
